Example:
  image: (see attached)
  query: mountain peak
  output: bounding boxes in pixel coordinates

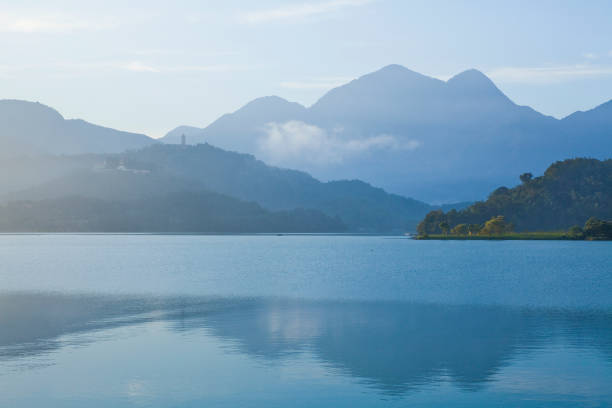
[249,95,288,103]
[0,99,65,122]
[367,64,441,83]
[377,64,417,74]
[447,69,496,88]
[562,98,612,123]
[240,95,305,113]
[311,64,444,115]
[448,68,488,81]
[446,69,508,101]
[0,99,154,155]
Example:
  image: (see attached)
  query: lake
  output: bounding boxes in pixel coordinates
[1,235,611,407]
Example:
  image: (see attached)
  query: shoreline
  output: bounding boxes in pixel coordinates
[416,233,610,241]
[0,232,402,237]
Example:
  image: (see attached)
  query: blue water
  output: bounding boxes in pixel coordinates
[0,235,611,407]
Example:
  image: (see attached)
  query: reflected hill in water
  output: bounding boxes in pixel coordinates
[0,293,241,359]
[190,300,562,394]
[1,293,611,395]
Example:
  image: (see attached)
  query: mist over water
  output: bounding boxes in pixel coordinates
[1,235,611,407]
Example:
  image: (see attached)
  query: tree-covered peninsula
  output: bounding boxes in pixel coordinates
[417,158,612,239]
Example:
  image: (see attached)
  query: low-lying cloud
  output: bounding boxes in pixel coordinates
[487,64,612,84]
[257,121,420,167]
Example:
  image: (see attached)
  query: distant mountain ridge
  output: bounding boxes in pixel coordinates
[163,95,308,149]
[162,64,612,203]
[3,65,609,204]
[0,100,156,156]
[0,144,454,232]
[0,192,345,233]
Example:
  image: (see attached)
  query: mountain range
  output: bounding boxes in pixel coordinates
[0,64,610,232]
[0,144,447,232]
[0,99,156,157]
[162,64,612,203]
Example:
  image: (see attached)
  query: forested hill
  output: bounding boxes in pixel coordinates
[0,192,346,233]
[417,158,612,233]
[0,144,446,232]
[122,144,445,232]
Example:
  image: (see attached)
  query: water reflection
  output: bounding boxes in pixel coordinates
[1,293,611,396]
[0,293,238,360]
[195,300,612,395]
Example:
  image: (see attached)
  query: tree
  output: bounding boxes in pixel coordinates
[583,217,612,240]
[451,223,468,235]
[439,221,450,235]
[417,210,446,235]
[415,159,612,233]
[567,225,584,239]
[520,172,533,183]
[480,215,511,235]
[467,224,481,236]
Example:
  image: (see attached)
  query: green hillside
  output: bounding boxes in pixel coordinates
[417,158,612,234]
[0,192,345,233]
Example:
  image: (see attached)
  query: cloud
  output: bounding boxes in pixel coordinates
[257,121,420,166]
[280,77,354,90]
[487,65,612,84]
[241,0,373,24]
[120,62,253,74]
[0,60,251,77]
[0,12,117,33]
[583,53,598,60]
[162,64,251,73]
[133,49,240,58]
[344,135,421,152]
[124,62,159,73]
[133,49,184,56]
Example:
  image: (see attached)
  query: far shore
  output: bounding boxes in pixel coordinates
[416,232,610,241]
[0,232,398,237]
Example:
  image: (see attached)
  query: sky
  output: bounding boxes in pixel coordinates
[1,0,612,138]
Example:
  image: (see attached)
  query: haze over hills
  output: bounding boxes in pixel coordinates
[0,100,156,156]
[162,64,612,203]
[0,144,441,232]
[0,192,345,233]
[0,65,609,232]
[561,99,612,155]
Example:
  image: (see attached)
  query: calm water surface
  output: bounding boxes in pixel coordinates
[0,235,611,407]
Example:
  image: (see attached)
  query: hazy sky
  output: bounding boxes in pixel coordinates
[1,0,612,137]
